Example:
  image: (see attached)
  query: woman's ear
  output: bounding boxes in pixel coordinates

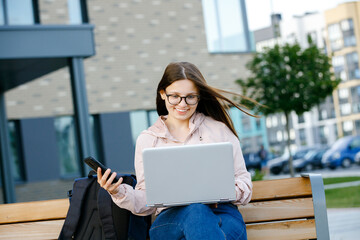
[159,90,166,100]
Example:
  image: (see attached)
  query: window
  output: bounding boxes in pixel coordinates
[8,121,24,181]
[328,23,342,51]
[276,130,283,142]
[281,115,286,125]
[346,52,360,80]
[290,129,295,140]
[266,117,272,128]
[6,0,34,25]
[241,115,251,132]
[298,114,305,123]
[54,116,80,178]
[0,0,4,25]
[351,86,360,114]
[355,120,360,135]
[299,128,306,145]
[148,110,158,126]
[130,111,149,145]
[272,115,278,127]
[338,88,349,101]
[68,0,82,24]
[319,126,328,144]
[68,0,88,24]
[269,130,277,144]
[341,19,356,47]
[202,0,252,53]
[319,109,327,120]
[255,118,261,130]
[328,18,356,52]
[343,120,353,136]
[340,103,351,116]
[332,55,346,81]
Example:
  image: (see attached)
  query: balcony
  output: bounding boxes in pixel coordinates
[0,24,95,91]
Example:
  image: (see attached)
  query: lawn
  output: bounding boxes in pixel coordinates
[323,177,360,208]
[323,176,360,185]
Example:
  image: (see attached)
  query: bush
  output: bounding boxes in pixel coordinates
[252,169,265,181]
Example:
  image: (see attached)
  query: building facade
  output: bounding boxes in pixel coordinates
[1,0,264,203]
[325,1,360,137]
[0,0,96,203]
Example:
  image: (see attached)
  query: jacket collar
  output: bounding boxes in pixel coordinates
[143,112,206,140]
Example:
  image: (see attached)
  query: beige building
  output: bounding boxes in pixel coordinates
[5,0,252,119]
[325,1,360,137]
[1,0,260,202]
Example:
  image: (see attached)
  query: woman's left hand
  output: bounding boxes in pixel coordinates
[97,167,123,195]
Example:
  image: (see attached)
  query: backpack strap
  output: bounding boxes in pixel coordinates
[97,174,136,240]
[58,176,95,240]
[97,187,118,239]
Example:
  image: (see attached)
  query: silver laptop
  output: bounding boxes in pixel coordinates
[142,142,236,207]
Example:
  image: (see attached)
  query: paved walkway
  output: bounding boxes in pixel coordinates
[325,180,360,189]
[327,208,360,240]
[325,180,360,240]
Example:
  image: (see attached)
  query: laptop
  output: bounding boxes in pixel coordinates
[142,142,236,207]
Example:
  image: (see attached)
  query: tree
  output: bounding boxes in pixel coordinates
[236,37,340,177]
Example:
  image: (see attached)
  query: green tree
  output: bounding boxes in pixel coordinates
[236,37,340,177]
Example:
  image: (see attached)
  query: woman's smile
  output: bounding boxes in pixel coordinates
[175,107,188,114]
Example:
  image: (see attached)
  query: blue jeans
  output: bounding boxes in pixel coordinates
[149,203,247,240]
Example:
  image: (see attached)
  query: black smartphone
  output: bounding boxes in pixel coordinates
[84,157,119,182]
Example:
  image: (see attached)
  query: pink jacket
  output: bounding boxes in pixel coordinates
[110,112,253,216]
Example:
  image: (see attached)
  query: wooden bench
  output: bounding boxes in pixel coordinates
[0,174,330,240]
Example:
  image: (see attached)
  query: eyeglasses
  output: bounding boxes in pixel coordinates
[165,92,200,105]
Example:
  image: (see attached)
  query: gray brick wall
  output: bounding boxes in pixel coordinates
[5,0,253,119]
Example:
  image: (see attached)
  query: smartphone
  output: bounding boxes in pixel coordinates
[84,157,119,182]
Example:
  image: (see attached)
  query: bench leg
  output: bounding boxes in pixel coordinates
[302,173,330,240]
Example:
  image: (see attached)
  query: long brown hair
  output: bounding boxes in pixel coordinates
[156,62,258,138]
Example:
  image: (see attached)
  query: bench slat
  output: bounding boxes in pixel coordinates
[251,177,312,201]
[239,197,314,223]
[0,219,64,240]
[0,199,69,224]
[0,219,316,240]
[246,219,316,240]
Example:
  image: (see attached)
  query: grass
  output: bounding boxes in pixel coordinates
[323,177,360,208]
[323,176,360,185]
[325,186,360,208]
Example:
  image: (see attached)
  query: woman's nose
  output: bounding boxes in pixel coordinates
[178,98,187,106]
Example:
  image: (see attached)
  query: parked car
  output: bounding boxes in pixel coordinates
[354,151,360,165]
[322,135,360,169]
[243,153,261,176]
[244,152,277,175]
[269,147,316,175]
[291,147,329,172]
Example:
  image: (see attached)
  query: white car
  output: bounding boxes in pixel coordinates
[354,151,360,164]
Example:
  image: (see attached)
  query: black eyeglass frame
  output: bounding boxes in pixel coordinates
[165,93,200,105]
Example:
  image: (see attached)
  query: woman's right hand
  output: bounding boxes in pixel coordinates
[97,167,123,195]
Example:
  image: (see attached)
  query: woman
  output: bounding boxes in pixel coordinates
[98,62,254,240]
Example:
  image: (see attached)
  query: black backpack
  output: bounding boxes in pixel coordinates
[58,172,150,240]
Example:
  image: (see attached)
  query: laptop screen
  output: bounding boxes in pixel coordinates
[142,142,236,207]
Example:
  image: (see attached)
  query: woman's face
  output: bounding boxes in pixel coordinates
[160,79,199,123]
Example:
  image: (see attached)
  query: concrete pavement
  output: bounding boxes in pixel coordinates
[327,208,360,240]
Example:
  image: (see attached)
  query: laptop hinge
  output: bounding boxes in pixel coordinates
[219,198,229,202]
[154,203,164,207]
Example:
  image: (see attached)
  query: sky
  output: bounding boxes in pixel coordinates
[245,0,357,31]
